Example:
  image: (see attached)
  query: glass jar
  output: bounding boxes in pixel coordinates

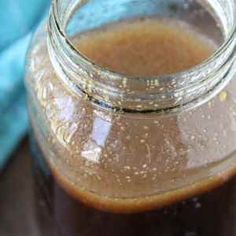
[25,0,236,235]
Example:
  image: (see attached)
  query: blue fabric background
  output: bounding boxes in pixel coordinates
[0,0,49,170]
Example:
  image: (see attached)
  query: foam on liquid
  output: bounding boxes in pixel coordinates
[74,19,215,76]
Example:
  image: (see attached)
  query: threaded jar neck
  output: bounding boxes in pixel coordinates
[47,0,236,114]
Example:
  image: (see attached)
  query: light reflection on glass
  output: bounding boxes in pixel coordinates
[82,115,112,163]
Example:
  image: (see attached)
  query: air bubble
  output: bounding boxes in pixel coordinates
[219,91,228,102]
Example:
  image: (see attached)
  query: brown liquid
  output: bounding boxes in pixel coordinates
[30,19,236,236]
[34,139,236,236]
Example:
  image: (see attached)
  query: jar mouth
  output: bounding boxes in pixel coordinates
[52,0,236,80]
[48,0,236,113]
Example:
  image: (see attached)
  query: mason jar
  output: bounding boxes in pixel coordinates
[25,0,236,235]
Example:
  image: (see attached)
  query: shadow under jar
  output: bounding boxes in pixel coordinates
[25,0,236,236]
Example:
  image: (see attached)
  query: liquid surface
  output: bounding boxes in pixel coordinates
[75,19,215,76]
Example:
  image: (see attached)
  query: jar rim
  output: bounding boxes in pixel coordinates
[48,0,236,113]
[52,0,236,80]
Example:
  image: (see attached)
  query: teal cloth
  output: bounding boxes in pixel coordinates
[0,0,49,170]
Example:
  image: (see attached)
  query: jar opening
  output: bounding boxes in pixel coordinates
[48,0,236,114]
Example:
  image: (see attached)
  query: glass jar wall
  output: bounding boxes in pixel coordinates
[25,0,236,235]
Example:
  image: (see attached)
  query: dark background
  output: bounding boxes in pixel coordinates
[0,138,40,236]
